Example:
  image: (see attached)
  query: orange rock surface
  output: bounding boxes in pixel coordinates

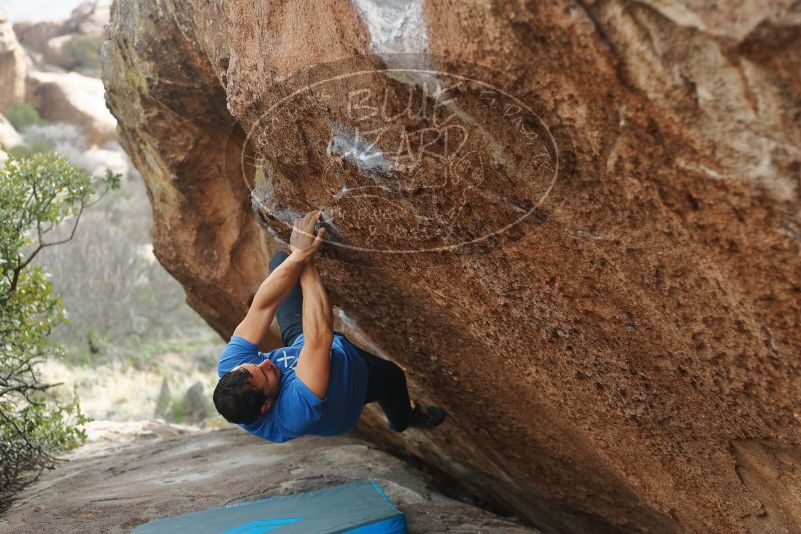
[103,1,801,530]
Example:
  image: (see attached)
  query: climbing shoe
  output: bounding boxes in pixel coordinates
[409,401,446,429]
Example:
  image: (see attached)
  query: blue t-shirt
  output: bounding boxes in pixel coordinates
[217,334,368,443]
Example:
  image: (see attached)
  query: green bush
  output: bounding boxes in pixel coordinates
[168,397,190,423]
[61,35,103,71]
[7,138,53,159]
[0,395,89,495]
[0,153,120,512]
[168,382,210,424]
[3,104,44,132]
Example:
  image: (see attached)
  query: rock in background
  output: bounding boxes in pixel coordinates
[101,0,801,532]
[0,114,23,149]
[0,9,27,112]
[3,1,116,150]
[26,70,116,145]
[13,0,109,74]
[12,20,62,60]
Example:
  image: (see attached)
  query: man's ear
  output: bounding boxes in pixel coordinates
[260,398,274,415]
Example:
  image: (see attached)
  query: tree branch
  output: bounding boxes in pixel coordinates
[38,198,86,250]
[0,382,58,399]
[8,199,86,297]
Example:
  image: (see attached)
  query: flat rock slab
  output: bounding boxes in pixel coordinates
[0,421,535,534]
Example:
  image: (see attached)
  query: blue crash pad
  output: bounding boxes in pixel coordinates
[133,480,406,534]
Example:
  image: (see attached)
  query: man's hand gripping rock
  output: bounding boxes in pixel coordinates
[290,210,326,262]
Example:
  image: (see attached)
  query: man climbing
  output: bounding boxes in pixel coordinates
[213,210,446,443]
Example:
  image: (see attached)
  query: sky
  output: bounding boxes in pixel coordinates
[1,0,86,22]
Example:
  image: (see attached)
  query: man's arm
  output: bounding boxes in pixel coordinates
[232,253,305,345]
[294,260,333,399]
[233,211,326,345]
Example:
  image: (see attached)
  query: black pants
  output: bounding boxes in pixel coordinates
[270,251,414,432]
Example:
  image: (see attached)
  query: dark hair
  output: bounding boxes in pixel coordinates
[213,368,266,424]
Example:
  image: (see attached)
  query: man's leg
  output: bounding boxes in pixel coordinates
[358,346,415,432]
[269,251,304,346]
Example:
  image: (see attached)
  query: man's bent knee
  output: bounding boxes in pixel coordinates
[384,361,408,392]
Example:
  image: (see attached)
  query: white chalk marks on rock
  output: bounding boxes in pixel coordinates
[241,55,572,256]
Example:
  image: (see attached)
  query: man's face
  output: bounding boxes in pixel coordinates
[234,360,281,416]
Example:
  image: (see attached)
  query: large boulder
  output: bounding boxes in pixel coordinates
[13,1,109,74]
[102,0,801,531]
[12,21,62,57]
[13,1,110,55]
[27,70,115,145]
[40,33,79,70]
[0,9,27,112]
[62,0,111,38]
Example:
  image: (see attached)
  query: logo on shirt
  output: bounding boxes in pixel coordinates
[276,350,297,370]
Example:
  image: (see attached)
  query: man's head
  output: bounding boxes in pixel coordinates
[213,360,281,424]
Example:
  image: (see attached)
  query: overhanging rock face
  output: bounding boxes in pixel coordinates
[102,1,801,531]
